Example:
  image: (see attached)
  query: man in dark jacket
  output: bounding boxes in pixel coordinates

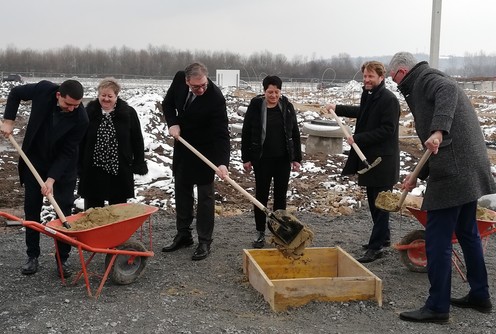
[326,61,400,263]
[389,52,495,323]
[161,62,230,261]
[1,80,89,277]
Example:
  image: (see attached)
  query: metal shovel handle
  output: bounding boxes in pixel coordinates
[0,120,70,228]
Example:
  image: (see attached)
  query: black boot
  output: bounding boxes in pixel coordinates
[21,257,39,275]
[252,231,265,249]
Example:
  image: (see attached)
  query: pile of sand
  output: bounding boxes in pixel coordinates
[64,203,148,231]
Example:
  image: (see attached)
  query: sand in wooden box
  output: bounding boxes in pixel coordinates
[243,246,382,311]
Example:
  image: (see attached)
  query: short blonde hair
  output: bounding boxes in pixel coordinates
[97,77,121,95]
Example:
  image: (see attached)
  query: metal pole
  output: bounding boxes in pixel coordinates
[430,0,442,69]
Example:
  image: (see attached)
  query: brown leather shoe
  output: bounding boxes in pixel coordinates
[162,235,194,252]
[451,294,492,313]
[399,306,449,323]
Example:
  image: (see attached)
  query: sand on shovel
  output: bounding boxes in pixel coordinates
[268,210,314,259]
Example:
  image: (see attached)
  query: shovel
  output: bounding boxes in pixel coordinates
[328,108,381,174]
[375,149,432,212]
[176,136,305,245]
[0,120,72,228]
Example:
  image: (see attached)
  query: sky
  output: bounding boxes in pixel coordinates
[1,1,495,59]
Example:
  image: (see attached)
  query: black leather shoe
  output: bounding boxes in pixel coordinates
[451,294,492,313]
[399,306,449,323]
[57,260,72,278]
[357,249,383,263]
[162,235,194,252]
[252,231,265,249]
[191,243,210,261]
[362,240,391,250]
[21,257,39,275]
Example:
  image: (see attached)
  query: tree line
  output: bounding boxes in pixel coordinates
[1,45,495,81]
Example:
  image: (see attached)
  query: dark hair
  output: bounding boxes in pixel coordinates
[59,79,84,100]
[262,75,282,91]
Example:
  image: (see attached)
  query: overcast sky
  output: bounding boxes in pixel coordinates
[2,0,494,59]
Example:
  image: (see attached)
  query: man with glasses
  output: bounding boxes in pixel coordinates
[389,51,495,323]
[161,62,230,261]
[1,79,89,277]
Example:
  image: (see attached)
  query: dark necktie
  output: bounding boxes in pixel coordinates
[184,91,194,109]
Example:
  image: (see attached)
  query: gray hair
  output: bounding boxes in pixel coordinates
[388,52,418,72]
[184,62,208,80]
[97,77,121,95]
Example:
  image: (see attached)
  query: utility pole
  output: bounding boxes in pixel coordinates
[430,0,442,69]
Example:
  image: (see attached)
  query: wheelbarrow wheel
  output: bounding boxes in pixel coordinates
[399,230,428,273]
[104,240,148,285]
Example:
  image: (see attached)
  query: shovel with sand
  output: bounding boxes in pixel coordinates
[176,136,313,253]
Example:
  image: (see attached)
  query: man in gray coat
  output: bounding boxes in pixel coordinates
[389,52,495,323]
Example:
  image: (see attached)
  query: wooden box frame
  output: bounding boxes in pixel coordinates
[243,246,382,311]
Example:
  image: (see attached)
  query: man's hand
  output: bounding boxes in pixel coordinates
[216,165,229,180]
[168,125,180,139]
[41,177,55,196]
[0,119,14,138]
[243,162,252,173]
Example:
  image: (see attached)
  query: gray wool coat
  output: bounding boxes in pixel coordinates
[398,61,496,211]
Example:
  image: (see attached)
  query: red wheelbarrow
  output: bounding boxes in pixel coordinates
[394,206,496,281]
[0,203,158,298]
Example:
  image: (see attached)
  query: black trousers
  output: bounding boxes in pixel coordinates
[23,170,75,261]
[253,157,291,232]
[174,167,215,244]
[366,185,392,250]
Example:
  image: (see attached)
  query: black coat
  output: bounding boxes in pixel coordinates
[3,80,89,184]
[336,81,400,187]
[240,95,302,164]
[78,98,147,201]
[162,71,230,184]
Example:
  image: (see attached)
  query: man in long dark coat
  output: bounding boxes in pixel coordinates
[161,62,230,261]
[326,61,400,263]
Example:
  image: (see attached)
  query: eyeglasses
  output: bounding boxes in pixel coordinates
[189,82,208,90]
[391,68,405,82]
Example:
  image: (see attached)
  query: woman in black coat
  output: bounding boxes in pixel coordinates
[241,75,302,248]
[78,78,147,210]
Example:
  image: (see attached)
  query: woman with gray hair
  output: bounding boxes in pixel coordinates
[78,77,148,210]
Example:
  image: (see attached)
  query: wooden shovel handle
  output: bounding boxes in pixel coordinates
[176,136,270,214]
[328,108,368,162]
[397,149,432,208]
[0,120,69,227]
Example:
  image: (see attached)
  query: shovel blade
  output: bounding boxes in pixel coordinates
[357,157,382,174]
[267,210,304,245]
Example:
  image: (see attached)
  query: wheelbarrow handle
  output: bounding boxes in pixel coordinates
[176,136,269,214]
[0,120,71,228]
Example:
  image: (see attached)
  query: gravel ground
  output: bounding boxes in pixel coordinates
[0,205,495,334]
